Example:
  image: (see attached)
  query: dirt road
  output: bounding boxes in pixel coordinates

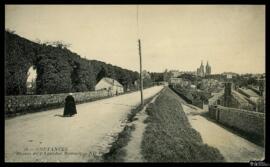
[5,86,164,162]
[181,103,264,162]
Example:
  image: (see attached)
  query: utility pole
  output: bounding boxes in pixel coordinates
[138,39,144,106]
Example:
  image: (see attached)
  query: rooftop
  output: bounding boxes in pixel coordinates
[239,88,260,97]
[101,77,123,87]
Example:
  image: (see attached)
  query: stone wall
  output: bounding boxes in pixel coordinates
[209,105,265,138]
[5,90,110,117]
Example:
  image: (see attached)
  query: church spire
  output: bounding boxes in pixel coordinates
[200,60,204,68]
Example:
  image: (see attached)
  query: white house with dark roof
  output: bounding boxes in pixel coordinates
[95,77,124,95]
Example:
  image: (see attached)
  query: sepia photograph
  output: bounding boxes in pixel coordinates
[4,4,266,163]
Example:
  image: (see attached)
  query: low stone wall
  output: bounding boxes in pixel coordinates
[209,105,265,138]
[5,90,110,117]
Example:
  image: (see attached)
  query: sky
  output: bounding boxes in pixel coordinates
[5,5,265,74]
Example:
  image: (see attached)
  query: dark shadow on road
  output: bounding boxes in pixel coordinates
[54,114,64,117]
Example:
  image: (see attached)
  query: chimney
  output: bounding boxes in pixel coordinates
[224,82,232,107]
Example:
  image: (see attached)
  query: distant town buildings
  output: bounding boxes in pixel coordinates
[205,61,211,76]
[197,61,204,77]
[199,78,223,92]
[169,77,183,85]
[196,61,211,77]
[221,72,238,78]
[166,70,196,78]
[169,77,191,87]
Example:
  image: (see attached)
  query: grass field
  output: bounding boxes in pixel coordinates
[141,87,225,162]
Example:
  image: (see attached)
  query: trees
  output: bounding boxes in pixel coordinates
[163,69,171,82]
[178,73,196,83]
[5,31,140,95]
[5,31,36,95]
[94,61,139,90]
[36,56,73,94]
[150,72,164,82]
[96,67,107,83]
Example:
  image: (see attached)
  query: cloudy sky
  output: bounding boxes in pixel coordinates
[5,5,265,74]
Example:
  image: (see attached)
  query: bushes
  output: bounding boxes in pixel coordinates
[5,32,39,95]
[170,85,210,108]
[5,31,139,95]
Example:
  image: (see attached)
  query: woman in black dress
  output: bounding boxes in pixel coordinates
[63,93,77,117]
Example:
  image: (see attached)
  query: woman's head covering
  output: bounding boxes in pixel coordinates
[69,93,73,96]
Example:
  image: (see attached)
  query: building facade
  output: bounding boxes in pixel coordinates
[205,61,211,76]
[197,61,205,77]
[197,61,211,77]
[95,77,124,95]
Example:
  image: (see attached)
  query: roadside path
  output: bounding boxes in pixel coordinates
[181,103,264,162]
[123,92,161,162]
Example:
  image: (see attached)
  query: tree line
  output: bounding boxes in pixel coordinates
[5,31,143,95]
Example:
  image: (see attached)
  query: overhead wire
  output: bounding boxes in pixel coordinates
[136,5,140,39]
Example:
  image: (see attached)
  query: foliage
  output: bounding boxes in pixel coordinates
[150,72,164,82]
[178,73,196,82]
[5,31,139,95]
[171,85,210,108]
[36,55,73,94]
[163,69,172,82]
[5,31,40,95]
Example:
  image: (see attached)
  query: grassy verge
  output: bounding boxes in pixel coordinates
[101,94,160,162]
[141,87,225,162]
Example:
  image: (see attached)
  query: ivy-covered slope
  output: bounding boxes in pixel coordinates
[5,31,139,95]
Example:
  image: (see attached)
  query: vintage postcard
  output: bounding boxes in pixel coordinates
[5,5,266,163]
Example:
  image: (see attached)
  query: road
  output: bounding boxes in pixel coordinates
[5,86,164,162]
[181,103,264,162]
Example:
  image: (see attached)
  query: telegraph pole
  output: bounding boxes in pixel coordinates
[138,39,144,106]
[137,5,143,106]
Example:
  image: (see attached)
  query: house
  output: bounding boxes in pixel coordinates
[95,77,124,95]
[169,77,183,85]
[169,77,190,87]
